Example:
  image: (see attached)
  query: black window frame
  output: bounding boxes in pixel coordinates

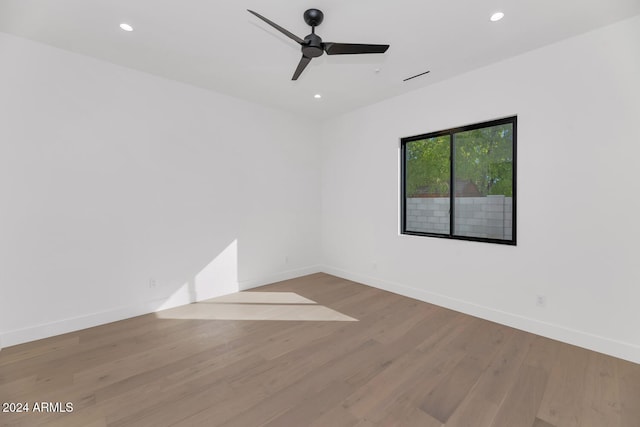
[401,116,517,246]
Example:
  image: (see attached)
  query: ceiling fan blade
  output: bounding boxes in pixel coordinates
[323,43,390,55]
[292,56,312,80]
[247,10,304,45]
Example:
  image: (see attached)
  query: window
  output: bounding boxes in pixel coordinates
[401,116,516,245]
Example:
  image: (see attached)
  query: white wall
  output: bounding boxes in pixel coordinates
[320,15,640,363]
[0,32,321,348]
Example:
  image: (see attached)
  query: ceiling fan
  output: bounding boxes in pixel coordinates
[248,8,390,80]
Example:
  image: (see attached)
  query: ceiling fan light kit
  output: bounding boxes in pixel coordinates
[248,8,390,80]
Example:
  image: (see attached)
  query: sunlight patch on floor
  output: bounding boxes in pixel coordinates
[156,292,357,322]
[204,291,316,304]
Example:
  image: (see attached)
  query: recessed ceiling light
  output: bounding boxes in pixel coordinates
[119,23,134,32]
[314,94,322,99]
[490,12,504,22]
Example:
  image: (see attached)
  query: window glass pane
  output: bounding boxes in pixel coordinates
[453,123,513,240]
[405,136,450,234]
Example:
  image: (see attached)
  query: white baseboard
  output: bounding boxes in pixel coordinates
[0,300,163,350]
[0,265,322,350]
[322,265,640,364]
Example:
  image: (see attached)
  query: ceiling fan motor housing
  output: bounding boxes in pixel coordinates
[303,33,324,57]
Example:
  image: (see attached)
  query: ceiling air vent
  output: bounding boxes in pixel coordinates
[403,70,430,82]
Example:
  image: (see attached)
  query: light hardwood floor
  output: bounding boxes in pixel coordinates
[1,273,638,426]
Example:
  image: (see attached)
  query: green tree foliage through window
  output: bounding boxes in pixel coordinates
[454,124,513,197]
[405,124,513,198]
[405,136,450,197]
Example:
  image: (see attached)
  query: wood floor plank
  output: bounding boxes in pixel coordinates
[536,344,591,427]
[531,418,555,427]
[0,336,80,367]
[1,273,639,427]
[618,358,640,427]
[489,364,549,427]
[341,312,470,419]
[262,380,355,427]
[445,330,533,427]
[446,397,499,427]
[578,352,621,427]
[172,339,384,427]
[307,406,358,427]
[216,340,386,427]
[419,321,509,423]
[487,335,558,427]
[372,397,442,427]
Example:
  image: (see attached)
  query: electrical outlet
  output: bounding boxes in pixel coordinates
[536,295,547,308]
[149,278,157,289]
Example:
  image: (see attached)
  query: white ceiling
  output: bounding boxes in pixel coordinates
[1,0,639,119]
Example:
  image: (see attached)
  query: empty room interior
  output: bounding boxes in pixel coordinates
[1,1,640,426]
